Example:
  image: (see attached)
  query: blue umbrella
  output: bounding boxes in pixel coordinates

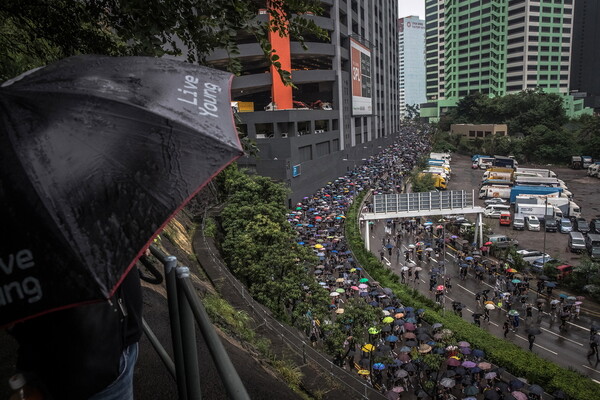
[298,242,305,245]
[472,349,485,358]
[559,293,568,298]
[369,301,379,307]
[545,281,557,287]
[465,256,474,261]
[386,335,399,342]
[399,346,411,352]
[373,362,386,370]
[405,307,414,312]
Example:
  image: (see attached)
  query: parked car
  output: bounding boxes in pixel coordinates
[513,214,525,230]
[486,234,519,249]
[558,218,573,233]
[526,215,541,231]
[520,251,551,264]
[568,231,586,253]
[573,217,590,234]
[544,216,558,232]
[484,198,508,206]
[531,256,557,271]
[589,218,600,234]
[555,264,574,280]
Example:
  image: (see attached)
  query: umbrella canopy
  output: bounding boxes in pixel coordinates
[484,371,497,379]
[508,310,520,316]
[464,385,479,396]
[458,341,471,347]
[440,377,455,388]
[0,55,243,326]
[478,362,492,370]
[528,384,543,396]
[447,358,461,367]
[386,335,399,342]
[526,327,542,335]
[395,369,409,378]
[372,362,386,370]
[485,303,496,310]
[462,361,477,368]
[511,391,527,400]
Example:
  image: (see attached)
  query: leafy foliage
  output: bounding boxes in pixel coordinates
[0,0,327,82]
[411,173,436,193]
[436,89,600,164]
[217,165,328,324]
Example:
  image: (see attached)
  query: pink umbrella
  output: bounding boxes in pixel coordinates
[458,341,470,347]
[511,391,527,400]
[462,360,477,368]
[447,358,461,367]
[404,322,416,331]
[392,386,404,393]
[350,286,360,290]
[358,283,369,289]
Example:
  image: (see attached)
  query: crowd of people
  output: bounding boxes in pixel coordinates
[287,127,561,399]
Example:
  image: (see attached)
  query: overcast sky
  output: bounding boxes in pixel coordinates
[399,0,425,19]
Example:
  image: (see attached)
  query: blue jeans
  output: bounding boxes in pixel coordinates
[89,343,139,400]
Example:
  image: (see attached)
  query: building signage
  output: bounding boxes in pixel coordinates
[350,38,373,116]
[292,164,301,177]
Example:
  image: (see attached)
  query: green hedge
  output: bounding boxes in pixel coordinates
[346,191,597,400]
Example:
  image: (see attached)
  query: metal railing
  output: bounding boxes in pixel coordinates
[141,245,250,400]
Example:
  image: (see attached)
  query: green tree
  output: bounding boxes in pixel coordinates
[0,0,327,81]
[411,173,436,193]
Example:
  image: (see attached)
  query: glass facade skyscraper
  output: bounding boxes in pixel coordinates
[398,16,427,118]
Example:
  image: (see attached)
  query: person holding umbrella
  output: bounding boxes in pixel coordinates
[587,333,600,363]
[528,334,536,351]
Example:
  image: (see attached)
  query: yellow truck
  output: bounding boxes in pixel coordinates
[419,172,447,190]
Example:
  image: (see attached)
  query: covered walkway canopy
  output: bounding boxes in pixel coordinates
[359,190,485,249]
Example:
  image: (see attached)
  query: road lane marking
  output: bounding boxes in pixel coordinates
[515,334,558,355]
[540,327,584,346]
[456,283,476,296]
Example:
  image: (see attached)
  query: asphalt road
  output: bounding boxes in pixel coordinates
[368,223,600,384]
[365,154,600,383]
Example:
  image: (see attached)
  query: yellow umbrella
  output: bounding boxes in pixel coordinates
[314,244,324,249]
[335,308,345,314]
[358,369,370,375]
[362,344,375,352]
[383,316,394,323]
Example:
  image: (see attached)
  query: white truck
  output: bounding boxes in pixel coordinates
[430,152,451,162]
[479,185,512,199]
[514,195,581,219]
[516,168,557,178]
[516,203,559,221]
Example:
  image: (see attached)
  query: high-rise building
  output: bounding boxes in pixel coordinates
[206,1,400,205]
[571,0,600,111]
[398,16,427,119]
[421,0,589,121]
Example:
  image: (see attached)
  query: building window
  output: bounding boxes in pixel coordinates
[316,141,330,157]
[299,145,312,162]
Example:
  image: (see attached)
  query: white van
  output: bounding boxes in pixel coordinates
[484,204,511,218]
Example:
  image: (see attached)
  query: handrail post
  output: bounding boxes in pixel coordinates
[178,271,251,400]
[177,267,202,400]
[162,253,189,400]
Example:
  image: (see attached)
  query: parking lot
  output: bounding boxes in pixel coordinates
[448,153,600,266]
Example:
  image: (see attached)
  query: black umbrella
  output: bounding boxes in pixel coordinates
[528,384,543,396]
[526,327,542,335]
[0,55,243,327]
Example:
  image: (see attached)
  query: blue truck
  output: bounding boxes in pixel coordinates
[509,185,563,204]
[492,155,517,169]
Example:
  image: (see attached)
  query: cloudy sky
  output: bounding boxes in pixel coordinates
[399,0,425,19]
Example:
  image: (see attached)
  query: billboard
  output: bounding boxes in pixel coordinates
[350,38,372,115]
